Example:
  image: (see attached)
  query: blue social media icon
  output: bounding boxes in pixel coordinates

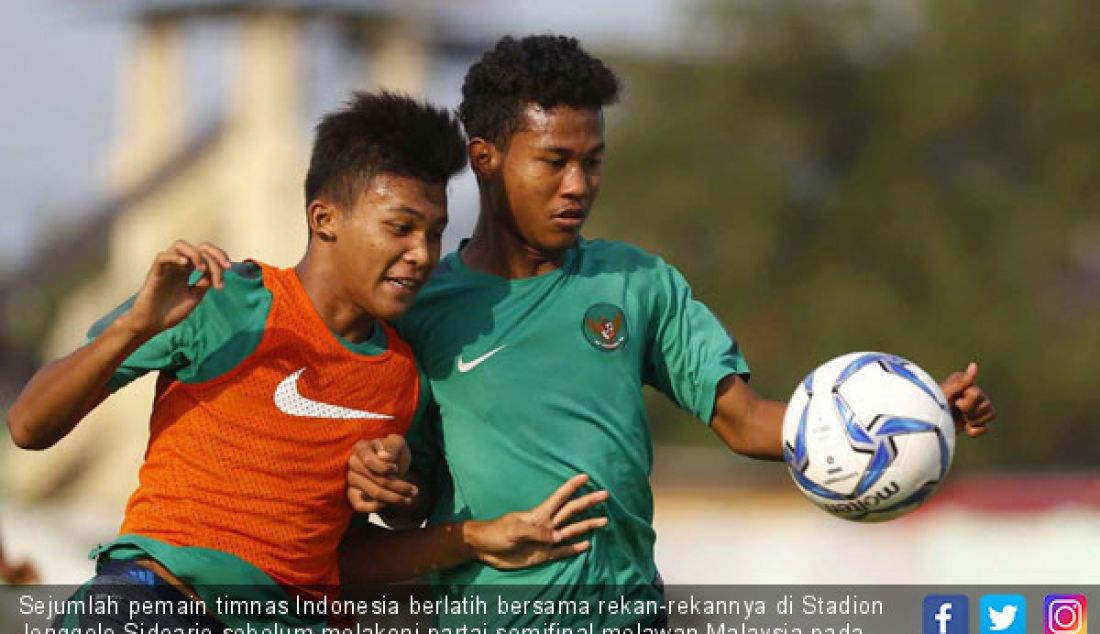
[925,595,970,634]
[981,595,1026,634]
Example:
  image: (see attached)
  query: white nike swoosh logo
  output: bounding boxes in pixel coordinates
[274,367,394,420]
[456,345,506,373]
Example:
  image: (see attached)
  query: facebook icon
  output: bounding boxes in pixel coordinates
[924,595,970,634]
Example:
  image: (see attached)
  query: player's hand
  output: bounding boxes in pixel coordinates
[346,434,417,513]
[0,557,41,584]
[464,474,609,570]
[120,240,231,338]
[940,362,997,438]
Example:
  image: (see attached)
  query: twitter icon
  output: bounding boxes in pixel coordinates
[981,595,1026,634]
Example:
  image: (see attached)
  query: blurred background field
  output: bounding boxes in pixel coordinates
[1,0,1098,584]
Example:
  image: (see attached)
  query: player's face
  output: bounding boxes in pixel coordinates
[335,173,447,320]
[496,104,605,253]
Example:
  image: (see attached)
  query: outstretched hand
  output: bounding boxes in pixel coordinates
[940,362,997,438]
[466,474,609,570]
[123,240,232,337]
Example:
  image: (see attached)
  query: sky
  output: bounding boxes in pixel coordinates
[0,1,125,270]
[0,0,705,271]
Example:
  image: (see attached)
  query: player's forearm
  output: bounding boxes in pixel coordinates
[710,374,786,461]
[339,521,480,584]
[7,315,151,450]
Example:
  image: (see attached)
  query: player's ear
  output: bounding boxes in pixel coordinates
[468,138,501,179]
[307,199,339,242]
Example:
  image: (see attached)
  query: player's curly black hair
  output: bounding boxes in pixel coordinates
[459,35,621,146]
[304,91,467,209]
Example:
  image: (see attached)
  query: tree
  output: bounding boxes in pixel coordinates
[593,0,1100,468]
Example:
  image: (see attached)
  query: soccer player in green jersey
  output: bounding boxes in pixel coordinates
[346,36,997,628]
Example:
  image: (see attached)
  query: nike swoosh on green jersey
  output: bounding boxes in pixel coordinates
[456,345,506,373]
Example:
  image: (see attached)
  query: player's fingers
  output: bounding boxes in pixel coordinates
[353,480,413,506]
[378,435,411,474]
[148,250,198,290]
[530,474,590,519]
[347,443,369,474]
[551,489,609,528]
[198,241,232,268]
[350,473,417,504]
[346,468,375,491]
[346,486,383,514]
[940,362,977,401]
[380,434,407,455]
[547,541,591,561]
[963,404,996,434]
[965,421,989,438]
[197,243,229,289]
[188,278,213,303]
[351,439,397,475]
[350,439,391,469]
[361,442,402,476]
[153,249,191,271]
[977,401,997,424]
[967,400,995,422]
[371,438,396,464]
[953,386,983,415]
[197,250,221,288]
[360,453,398,475]
[168,240,208,274]
[553,517,608,543]
[347,469,417,499]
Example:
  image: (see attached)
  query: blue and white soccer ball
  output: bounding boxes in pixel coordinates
[781,352,956,522]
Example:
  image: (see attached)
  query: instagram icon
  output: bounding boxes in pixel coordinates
[1045,595,1088,634]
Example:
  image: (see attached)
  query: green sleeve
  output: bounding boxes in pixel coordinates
[86,294,189,392]
[642,260,751,425]
[86,262,270,392]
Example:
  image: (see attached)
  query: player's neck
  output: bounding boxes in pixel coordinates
[294,253,376,344]
[463,203,566,280]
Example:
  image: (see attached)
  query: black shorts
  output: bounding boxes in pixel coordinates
[52,560,224,631]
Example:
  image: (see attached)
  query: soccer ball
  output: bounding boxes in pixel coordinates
[781,352,956,522]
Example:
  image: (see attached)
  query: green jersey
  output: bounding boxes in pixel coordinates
[398,238,749,619]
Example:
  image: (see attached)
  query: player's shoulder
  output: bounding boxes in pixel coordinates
[412,250,475,300]
[226,260,263,281]
[188,260,271,324]
[394,253,465,337]
[202,260,267,301]
[576,237,672,274]
[425,251,464,283]
[185,260,264,289]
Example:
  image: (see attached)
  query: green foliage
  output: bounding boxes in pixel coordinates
[592,0,1100,468]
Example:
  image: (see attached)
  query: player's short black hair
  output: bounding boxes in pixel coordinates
[304,91,467,209]
[459,35,621,146]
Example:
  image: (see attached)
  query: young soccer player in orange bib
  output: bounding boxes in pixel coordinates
[8,92,607,632]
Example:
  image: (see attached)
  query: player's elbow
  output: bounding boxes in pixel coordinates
[7,403,53,450]
[713,420,772,460]
[711,404,785,461]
